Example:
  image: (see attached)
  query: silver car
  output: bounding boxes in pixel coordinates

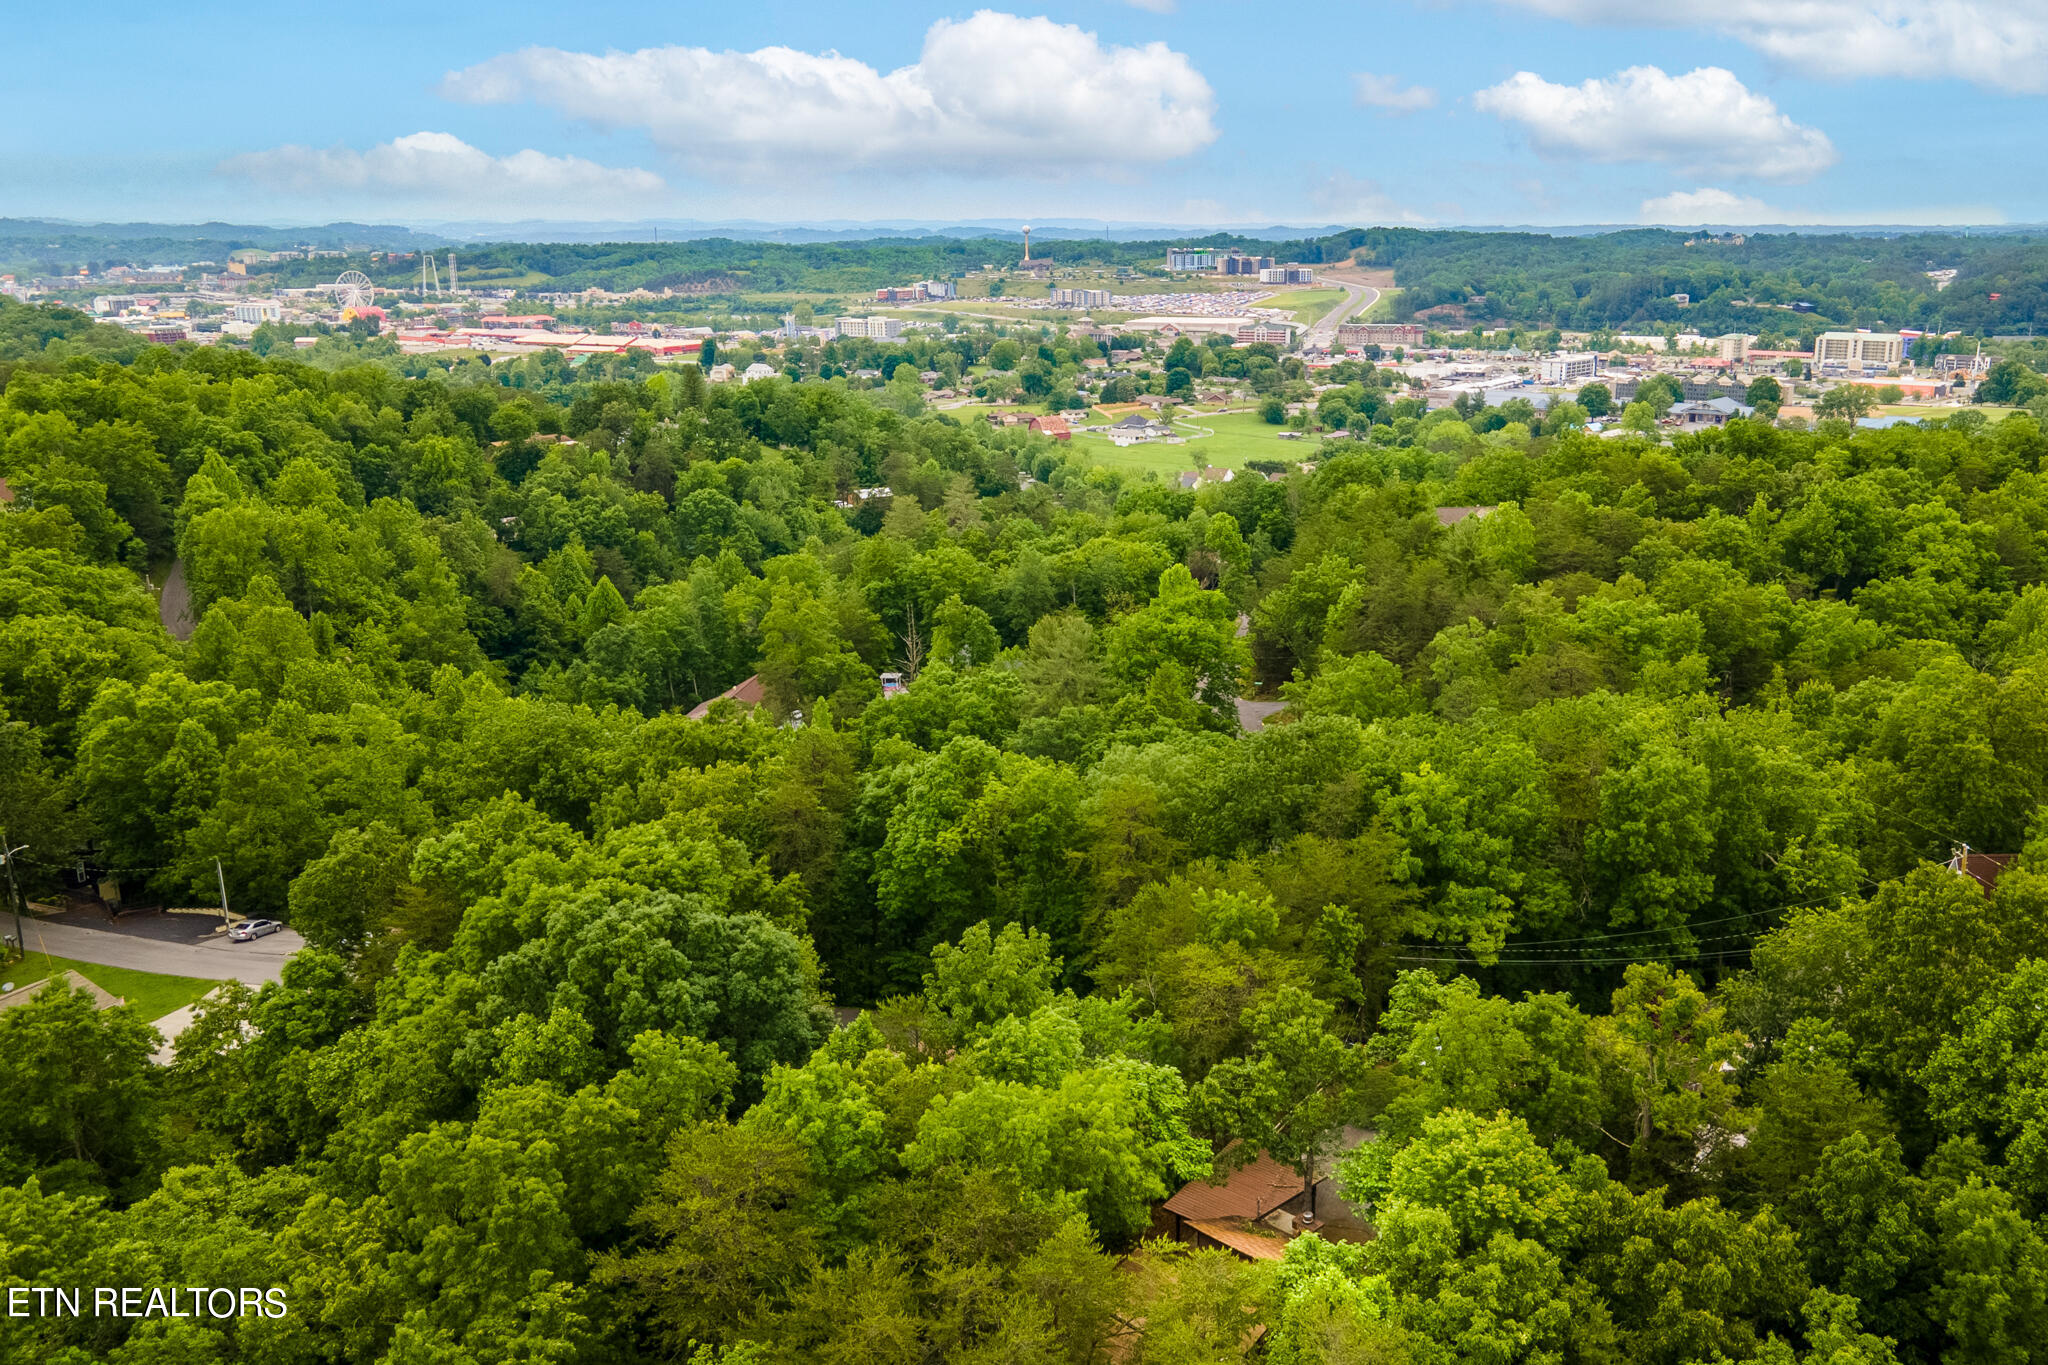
[229,918,282,942]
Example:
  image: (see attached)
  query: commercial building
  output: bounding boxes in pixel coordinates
[836,316,905,340]
[1337,321,1426,349]
[1166,248,1215,271]
[1236,321,1294,347]
[921,279,956,300]
[1258,266,1315,285]
[232,300,283,324]
[1052,287,1111,308]
[1537,352,1601,384]
[1221,253,1276,277]
[1814,331,1904,368]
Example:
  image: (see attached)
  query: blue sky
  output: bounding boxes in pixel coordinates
[4,0,2040,227]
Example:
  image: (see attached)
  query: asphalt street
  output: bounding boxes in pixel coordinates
[1303,277,1381,350]
[11,916,301,985]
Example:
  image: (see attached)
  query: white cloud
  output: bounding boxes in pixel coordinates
[1352,72,1437,112]
[217,132,665,209]
[442,12,1217,176]
[1474,66,1836,182]
[1486,0,2048,93]
[1309,171,1432,225]
[1640,185,2007,225]
[1639,187,1779,222]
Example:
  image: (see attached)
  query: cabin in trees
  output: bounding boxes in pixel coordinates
[1434,505,1495,526]
[1947,848,2017,896]
[685,675,764,720]
[1150,1139,1374,1262]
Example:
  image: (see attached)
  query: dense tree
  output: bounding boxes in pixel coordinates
[9,317,2048,1363]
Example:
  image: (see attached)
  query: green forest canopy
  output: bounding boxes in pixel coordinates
[8,295,2048,1362]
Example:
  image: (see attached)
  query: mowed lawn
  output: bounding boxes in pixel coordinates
[2,952,218,1020]
[1259,288,1346,325]
[1067,407,1323,475]
[1875,404,2020,421]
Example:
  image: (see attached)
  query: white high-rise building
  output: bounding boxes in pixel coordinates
[836,316,905,340]
[1538,352,1601,384]
[1814,332,1903,367]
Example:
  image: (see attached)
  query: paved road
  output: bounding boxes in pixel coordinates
[158,557,196,641]
[1236,699,1287,733]
[11,917,301,984]
[1303,278,1380,351]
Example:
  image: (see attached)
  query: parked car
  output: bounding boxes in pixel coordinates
[229,918,282,942]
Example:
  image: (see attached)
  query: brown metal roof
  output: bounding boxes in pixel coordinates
[1184,1218,1290,1261]
[1163,1146,1304,1222]
[1948,851,2018,896]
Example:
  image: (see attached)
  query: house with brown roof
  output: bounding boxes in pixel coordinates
[1153,1147,1307,1261]
[685,674,765,721]
[1150,1131,1377,1261]
[1434,505,1496,526]
[1028,414,1071,440]
[1947,848,2018,896]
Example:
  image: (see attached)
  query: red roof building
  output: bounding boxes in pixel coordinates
[685,674,766,721]
[1947,849,2018,896]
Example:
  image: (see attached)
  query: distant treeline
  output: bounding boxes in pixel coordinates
[1357,227,2048,336]
[23,219,2048,340]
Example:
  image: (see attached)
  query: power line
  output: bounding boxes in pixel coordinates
[1396,947,1761,968]
[1394,878,1880,958]
[1861,796,1973,852]
[17,853,187,875]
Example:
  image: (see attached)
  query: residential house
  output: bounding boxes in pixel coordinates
[1151,1135,1376,1262]
[1947,848,2018,896]
[1028,414,1071,440]
[1109,414,1174,446]
[684,674,765,720]
[1435,505,1496,526]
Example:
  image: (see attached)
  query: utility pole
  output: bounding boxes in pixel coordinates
[214,857,231,927]
[1,834,25,958]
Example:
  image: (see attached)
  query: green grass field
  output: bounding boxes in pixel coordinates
[1066,407,1323,476]
[1357,287,1402,323]
[1875,404,2019,421]
[1260,288,1346,325]
[2,952,217,1020]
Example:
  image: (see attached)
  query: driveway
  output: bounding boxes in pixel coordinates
[158,557,196,641]
[10,917,301,985]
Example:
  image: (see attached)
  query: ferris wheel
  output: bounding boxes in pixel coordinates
[335,270,373,309]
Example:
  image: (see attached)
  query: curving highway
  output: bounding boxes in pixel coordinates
[1302,276,1381,351]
